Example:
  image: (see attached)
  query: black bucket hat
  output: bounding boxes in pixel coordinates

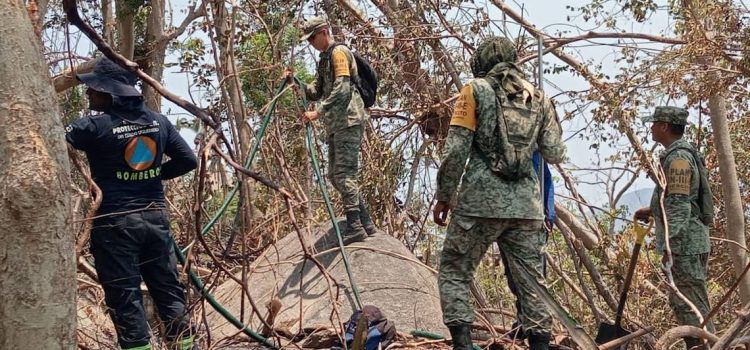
[76,57,141,97]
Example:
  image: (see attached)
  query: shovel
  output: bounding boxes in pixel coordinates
[595,219,651,348]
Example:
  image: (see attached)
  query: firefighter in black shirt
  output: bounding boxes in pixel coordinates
[66,57,198,350]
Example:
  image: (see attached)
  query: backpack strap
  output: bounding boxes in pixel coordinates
[327,43,363,89]
[325,43,343,59]
[663,145,709,219]
[482,76,508,105]
[326,43,351,78]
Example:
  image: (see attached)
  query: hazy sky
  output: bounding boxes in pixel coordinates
[63,0,682,218]
[157,0,674,214]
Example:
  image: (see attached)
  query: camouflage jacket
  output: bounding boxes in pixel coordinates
[436,73,566,219]
[650,138,710,255]
[303,44,367,136]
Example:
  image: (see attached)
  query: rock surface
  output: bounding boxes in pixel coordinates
[206,220,447,345]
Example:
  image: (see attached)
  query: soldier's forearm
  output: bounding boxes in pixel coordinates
[539,142,566,164]
[538,101,566,164]
[436,127,473,203]
[538,122,566,164]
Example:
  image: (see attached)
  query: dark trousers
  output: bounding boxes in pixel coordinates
[91,209,193,348]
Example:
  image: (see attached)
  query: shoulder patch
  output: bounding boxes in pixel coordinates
[331,48,350,77]
[667,158,691,195]
[450,84,477,131]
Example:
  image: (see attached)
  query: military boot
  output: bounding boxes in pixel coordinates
[359,200,384,237]
[343,210,367,245]
[448,323,473,350]
[528,332,551,350]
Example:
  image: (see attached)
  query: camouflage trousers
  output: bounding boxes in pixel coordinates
[438,215,552,335]
[327,125,363,212]
[668,253,715,333]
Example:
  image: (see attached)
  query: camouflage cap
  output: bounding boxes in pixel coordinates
[642,106,689,125]
[470,36,517,78]
[300,16,329,41]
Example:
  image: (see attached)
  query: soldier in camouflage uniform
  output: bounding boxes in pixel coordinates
[432,37,566,350]
[287,17,383,243]
[635,106,714,350]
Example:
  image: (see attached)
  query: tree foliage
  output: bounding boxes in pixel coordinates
[39,0,750,348]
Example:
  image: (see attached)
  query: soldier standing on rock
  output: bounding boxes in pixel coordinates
[285,16,383,244]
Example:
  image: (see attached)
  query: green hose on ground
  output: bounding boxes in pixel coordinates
[410,330,483,350]
[172,81,291,349]
[295,76,363,310]
[173,76,366,348]
[173,242,277,348]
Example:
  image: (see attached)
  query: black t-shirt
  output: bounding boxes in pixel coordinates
[66,103,197,214]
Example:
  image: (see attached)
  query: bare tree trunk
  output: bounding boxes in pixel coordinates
[212,2,249,157]
[0,1,75,349]
[684,0,750,303]
[141,0,166,110]
[116,2,136,60]
[102,0,115,45]
[53,58,98,92]
[35,0,49,26]
[706,94,750,302]
[555,204,599,250]
[25,0,48,38]
[211,1,254,245]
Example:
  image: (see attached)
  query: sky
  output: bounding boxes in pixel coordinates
[58,0,687,222]
[481,0,676,216]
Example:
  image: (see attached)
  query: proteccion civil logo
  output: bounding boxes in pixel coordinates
[124,136,157,170]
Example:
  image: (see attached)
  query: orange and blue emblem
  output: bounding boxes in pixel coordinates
[124,136,157,170]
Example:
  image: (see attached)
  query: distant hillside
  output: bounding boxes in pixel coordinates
[611,188,652,230]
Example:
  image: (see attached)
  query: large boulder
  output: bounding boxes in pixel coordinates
[206,220,446,345]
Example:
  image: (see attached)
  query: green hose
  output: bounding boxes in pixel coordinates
[172,81,290,348]
[173,76,365,347]
[186,81,288,249]
[410,330,482,350]
[410,330,445,340]
[173,242,277,348]
[295,76,364,310]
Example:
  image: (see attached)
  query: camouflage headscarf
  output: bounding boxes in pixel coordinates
[470,36,517,78]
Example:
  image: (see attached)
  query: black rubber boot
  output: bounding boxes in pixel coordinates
[448,323,473,350]
[685,337,708,350]
[343,210,367,245]
[359,200,383,237]
[529,332,551,350]
[506,321,526,341]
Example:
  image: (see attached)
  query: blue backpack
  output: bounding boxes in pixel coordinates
[343,306,396,350]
